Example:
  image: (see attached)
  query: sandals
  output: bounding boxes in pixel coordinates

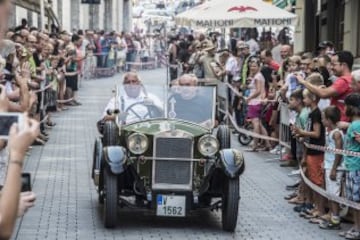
[319,219,341,230]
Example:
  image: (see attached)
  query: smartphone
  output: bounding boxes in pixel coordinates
[21,173,31,192]
[0,113,24,139]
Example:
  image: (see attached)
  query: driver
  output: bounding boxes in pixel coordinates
[169,74,214,127]
[102,72,162,124]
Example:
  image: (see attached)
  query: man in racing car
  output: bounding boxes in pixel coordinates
[101,72,163,125]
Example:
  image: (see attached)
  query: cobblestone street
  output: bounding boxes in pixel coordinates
[12,69,342,240]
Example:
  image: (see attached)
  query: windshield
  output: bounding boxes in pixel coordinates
[115,84,216,128]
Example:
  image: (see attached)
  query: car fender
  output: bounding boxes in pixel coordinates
[218,149,245,178]
[103,146,126,174]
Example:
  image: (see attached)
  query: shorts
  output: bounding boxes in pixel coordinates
[246,104,262,119]
[66,74,78,91]
[325,169,344,196]
[346,170,360,202]
[306,154,324,186]
[296,140,304,162]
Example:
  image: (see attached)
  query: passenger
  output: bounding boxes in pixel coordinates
[169,74,214,127]
[101,72,162,124]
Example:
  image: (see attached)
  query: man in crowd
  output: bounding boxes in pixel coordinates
[297,51,354,121]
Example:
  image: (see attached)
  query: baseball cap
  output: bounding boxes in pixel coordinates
[236,41,249,49]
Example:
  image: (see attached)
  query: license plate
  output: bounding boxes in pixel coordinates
[156,195,186,217]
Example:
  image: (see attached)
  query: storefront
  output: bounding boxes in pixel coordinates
[295,0,360,67]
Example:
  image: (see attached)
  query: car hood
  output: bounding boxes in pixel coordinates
[122,119,209,137]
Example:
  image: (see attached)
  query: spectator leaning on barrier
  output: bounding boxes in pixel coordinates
[292,88,326,221]
[318,106,344,230]
[296,51,354,122]
[341,93,360,239]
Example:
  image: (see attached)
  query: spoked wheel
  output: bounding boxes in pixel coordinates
[103,167,118,228]
[217,125,231,149]
[222,178,240,232]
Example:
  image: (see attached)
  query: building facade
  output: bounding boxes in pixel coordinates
[294,0,360,67]
[10,0,132,32]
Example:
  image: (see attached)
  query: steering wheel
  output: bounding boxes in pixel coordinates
[124,101,162,122]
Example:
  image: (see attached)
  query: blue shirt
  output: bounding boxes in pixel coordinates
[344,120,360,171]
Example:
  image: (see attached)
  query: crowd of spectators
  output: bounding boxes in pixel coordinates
[167,27,360,239]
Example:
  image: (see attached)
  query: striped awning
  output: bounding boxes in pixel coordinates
[272,0,296,9]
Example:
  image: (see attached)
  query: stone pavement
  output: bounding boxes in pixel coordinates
[12,69,343,240]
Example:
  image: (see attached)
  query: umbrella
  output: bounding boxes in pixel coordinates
[175,0,297,28]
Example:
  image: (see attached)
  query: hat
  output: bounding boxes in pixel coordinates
[192,40,201,49]
[236,41,249,49]
[217,48,230,56]
[202,40,215,51]
[318,40,334,50]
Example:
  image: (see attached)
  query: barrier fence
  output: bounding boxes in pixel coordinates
[223,82,360,211]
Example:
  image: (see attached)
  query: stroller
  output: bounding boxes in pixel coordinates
[234,96,253,146]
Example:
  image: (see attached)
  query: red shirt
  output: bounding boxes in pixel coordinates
[269,60,280,72]
[330,75,352,121]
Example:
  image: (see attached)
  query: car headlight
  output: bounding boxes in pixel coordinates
[127,133,149,155]
[198,134,219,157]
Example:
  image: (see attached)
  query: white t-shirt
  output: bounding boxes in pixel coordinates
[246,38,260,55]
[102,91,163,124]
[225,56,240,81]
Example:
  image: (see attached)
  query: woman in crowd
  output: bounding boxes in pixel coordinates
[245,57,271,151]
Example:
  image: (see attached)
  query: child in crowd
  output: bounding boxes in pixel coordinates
[288,89,309,205]
[340,93,360,239]
[280,55,303,164]
[292,89,326,220]
[319,106,344,230]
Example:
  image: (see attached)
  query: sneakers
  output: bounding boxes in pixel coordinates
[288,169,301,177]
[270,145,281,154]
[280,160,298,167]
[293,203,313,213]
[346,230,360,239]
[319,219,341,230]
[281,153,293,161]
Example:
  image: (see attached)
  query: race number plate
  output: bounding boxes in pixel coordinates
[156,195,186,217]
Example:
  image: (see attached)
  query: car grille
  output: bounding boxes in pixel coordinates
[154,137,192,186]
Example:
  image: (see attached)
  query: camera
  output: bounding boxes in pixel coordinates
[21,173,31,192]
[0,113,24,139]
[4,73,15,81]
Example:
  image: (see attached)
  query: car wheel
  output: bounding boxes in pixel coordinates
[217,125,231,149]
[103,121,119,146]
[103,167,118,228]
[92,138,102,183]
[222,178,239,232]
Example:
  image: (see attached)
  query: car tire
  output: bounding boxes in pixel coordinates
[92,138,102,181]
[103,167,118,228]
[217,125,231,149]
[222,178,239,232]
[103,121,119,146]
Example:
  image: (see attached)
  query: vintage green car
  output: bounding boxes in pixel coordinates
[92,84,245,231]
